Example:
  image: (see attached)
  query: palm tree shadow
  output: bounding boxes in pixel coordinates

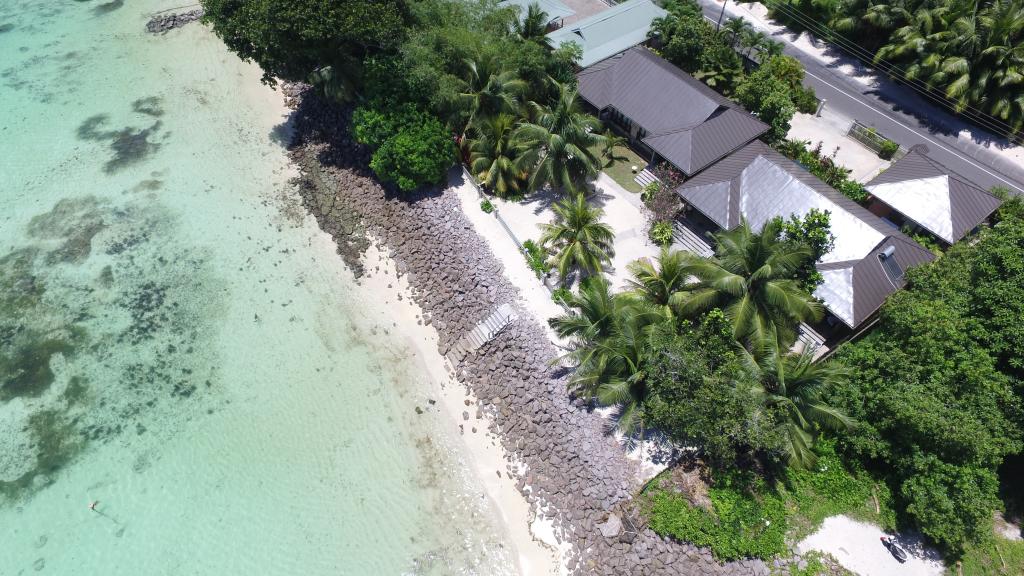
[520,185,562,216]
[762,25,1012,146]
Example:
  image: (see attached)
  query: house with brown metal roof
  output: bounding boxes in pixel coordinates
[576,47,768,177]
[676,140,936,332]
[864,147,1002,245]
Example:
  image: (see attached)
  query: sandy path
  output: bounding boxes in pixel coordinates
[798,515,944,576]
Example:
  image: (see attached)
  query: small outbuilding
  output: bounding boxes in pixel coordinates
[864,147,1002,245]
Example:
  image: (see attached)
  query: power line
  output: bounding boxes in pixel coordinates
[757,0,1023,141]
[770,2,1024,132]
[707,4,1018,136]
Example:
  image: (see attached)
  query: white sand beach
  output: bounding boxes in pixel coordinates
[344,238,568,576]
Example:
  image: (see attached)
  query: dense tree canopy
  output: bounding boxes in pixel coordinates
[645,311,786,468]
[201,0,410,87]
[353,104,455,191]
[829,200,1024,553]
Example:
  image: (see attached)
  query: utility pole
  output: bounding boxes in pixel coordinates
[716,0,729,31]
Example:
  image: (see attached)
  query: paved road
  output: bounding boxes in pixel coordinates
[697,0,1024,194]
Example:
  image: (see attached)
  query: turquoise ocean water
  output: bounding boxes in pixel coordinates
[0,1,515,573]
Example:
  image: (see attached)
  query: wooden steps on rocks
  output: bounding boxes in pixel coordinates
[446,303,518,365]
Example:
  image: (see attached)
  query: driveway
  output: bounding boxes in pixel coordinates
[798,515,945,576]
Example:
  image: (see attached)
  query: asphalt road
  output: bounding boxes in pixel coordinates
[697,0,1024,194]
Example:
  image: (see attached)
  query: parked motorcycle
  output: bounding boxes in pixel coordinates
[881,536,909,563]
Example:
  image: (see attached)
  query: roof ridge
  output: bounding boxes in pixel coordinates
[566,0,654,30]
[912,150,1001,200]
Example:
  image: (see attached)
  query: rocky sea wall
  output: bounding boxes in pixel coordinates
[286,87,768,576]
[145,9,203,34]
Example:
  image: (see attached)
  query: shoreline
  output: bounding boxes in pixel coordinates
[284,87,767,575]
[349,239,565,575]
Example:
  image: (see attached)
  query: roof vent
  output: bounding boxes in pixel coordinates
[878,245,903,285]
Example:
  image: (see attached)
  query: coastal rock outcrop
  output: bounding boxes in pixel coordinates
[286,86,767,576]
[145,9,204,34]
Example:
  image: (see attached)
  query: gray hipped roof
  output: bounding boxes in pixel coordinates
[864,148,1002,244]
[577,47,767,175]
[676,140,936,328]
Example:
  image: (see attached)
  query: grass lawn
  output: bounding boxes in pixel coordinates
[589,143,648,194]
[954,536,1024,575]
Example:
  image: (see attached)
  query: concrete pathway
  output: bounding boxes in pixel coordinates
[787,111,890,183]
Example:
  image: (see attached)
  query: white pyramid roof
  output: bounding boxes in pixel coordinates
[867,175,954,242]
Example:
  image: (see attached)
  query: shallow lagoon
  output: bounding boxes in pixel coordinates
[0,0,513,573]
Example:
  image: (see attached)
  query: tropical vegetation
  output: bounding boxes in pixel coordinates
[202,0,1024,565]
[766,0,1024,137]
[651,0,818,142]
[538,195,616,282]
[825,199,1024,555]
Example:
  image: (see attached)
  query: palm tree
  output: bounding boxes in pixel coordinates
[514,3,553,47]
[626,247,694,314]
[514,80,605,194]
[743,342,855,470]
[875,0,1024,135]
[538,195,616,283]
[930,0,1024,130]
[549,276,619,343]
[758,38,785,58]
[468,114,529,197]
[674,218,823,349]
[740,29,768,57]
[560,294,668,436]
[599,129,629,168]
[455,56,527,134]
[722,17,753,48]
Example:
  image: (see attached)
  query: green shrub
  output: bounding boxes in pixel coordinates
[351,103,421,148]
[878,139,900,160]
[958,536,1024,576]
[781,438,896,539]
[646,475,788,561]
[649,220,674,246]
[480,198,494,213]
[352,103,455,192]
[368,113,454,192]
[551,287,572,304]
[522,240,550,278]
[778,139,869,204]
[642,181,661,204]
[793,85,819,115]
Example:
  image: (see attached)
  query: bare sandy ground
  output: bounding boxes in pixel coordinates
[798,515,945,576]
